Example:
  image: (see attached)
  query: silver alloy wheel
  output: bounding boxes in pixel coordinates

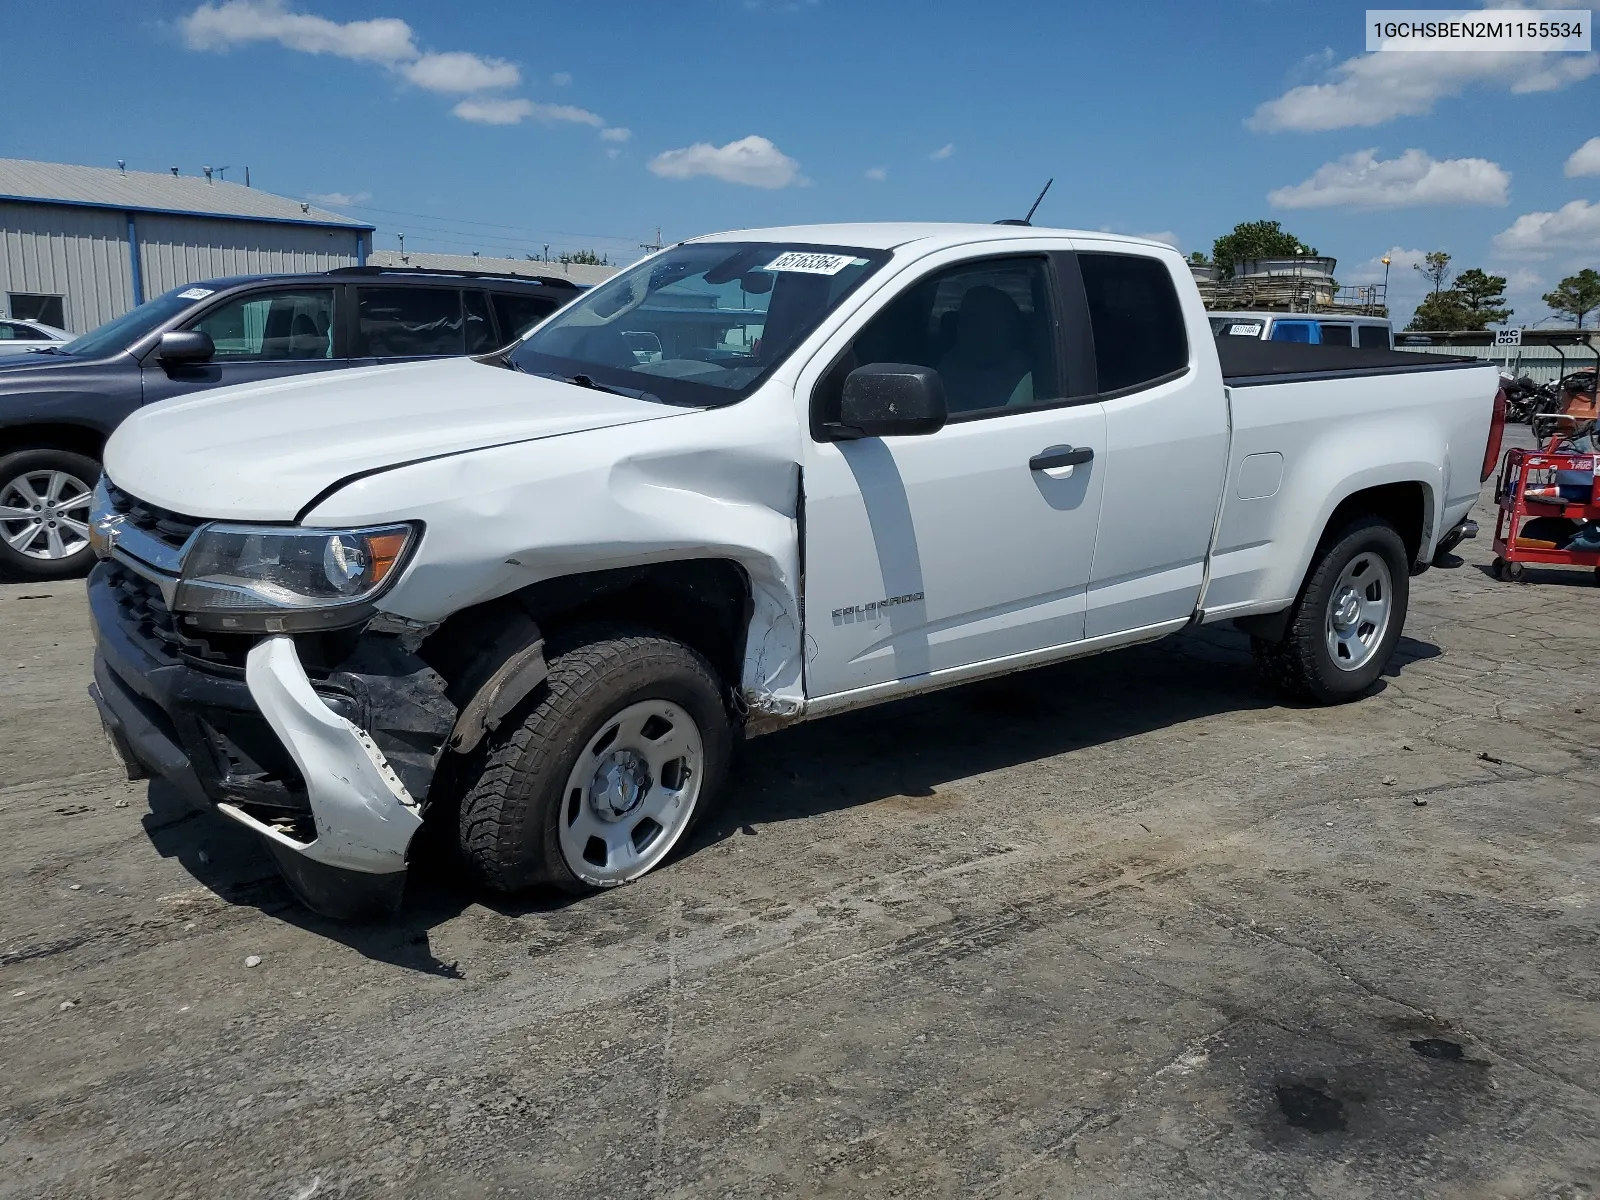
[1325,550,1392,672]
[0,469,93,561]
[558,698,705,886]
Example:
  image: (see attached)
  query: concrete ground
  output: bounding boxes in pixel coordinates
[2,439,1597,1199]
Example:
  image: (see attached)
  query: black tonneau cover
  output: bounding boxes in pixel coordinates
[1218,338,1486,387]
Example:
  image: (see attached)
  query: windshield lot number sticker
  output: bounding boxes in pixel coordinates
[1228,323,1263,337]
[177,287,215,300]
[764,252,861,275]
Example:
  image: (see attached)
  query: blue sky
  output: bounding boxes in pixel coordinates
[5,0,1599,326]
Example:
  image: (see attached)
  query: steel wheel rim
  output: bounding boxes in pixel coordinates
[1325,550,1392,672]
[559,698,705,886]
[0,469,93,560]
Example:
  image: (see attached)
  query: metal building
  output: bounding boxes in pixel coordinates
[0,158,374,333]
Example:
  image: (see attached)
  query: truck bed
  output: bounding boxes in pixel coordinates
[1217,338,1483,386]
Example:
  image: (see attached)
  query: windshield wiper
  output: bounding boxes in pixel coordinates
[533,371,660,405]
[27,346,71,356]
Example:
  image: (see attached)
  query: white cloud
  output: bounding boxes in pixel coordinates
[307,190,370,206]
[451,97,605,126]
[1343,246,1429,285]
[180,1,616,131]
[930,143,955,160]
[649,135,804,188]
[1565,136,1600,178]
[1248,47,1598,132]
[600,126,632,143]
[865,166,887,182]
[400,51,518,93]
[1134,230,1179,248]
[1268,148,1510,209]
[181,0,414,61]
[1493,199,1600,256]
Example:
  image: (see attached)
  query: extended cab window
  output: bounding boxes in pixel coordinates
[191,289,335,361]
[818,256,1062,421]
[1078,253,1187,393]
[1319,323,1353,346]
[1358,324,1391,350]
[356,287,465,357]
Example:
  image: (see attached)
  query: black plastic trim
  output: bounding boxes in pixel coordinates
[1225,358,1493,387]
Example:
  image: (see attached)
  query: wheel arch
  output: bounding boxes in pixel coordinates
[0,423,107,464]
[419,558,755,752]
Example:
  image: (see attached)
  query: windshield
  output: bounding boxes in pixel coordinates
[61,287,207,358]
[508,242,890,406]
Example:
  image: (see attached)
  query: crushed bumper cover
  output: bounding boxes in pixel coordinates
[88,563,452,920]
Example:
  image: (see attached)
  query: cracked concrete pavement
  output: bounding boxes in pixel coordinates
[1,429,1597,1198]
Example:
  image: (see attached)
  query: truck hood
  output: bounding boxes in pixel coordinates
[103,357,687,521]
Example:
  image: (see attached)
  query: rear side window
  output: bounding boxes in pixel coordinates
[1078,253,1187,393]
[356,287,464,357]
[492,292,559,341]
[1319,323,1353,346]
[1358,324,1391,350]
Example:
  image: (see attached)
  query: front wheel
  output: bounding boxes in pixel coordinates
[458,626,733,895]
[0,448,100,581]
[1253,516,1410,704]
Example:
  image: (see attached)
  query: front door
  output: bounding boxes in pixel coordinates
[141,286,346,405]
[802,252,1108,699]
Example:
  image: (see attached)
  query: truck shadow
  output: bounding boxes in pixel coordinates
[691,625,1439,850]
[138,624,1440,971]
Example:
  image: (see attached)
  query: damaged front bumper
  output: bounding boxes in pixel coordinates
[87,562,455,919]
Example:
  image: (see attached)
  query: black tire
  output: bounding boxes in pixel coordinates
[0,447,101,581]
[458,625,733,895]
[1252,516,1410,705]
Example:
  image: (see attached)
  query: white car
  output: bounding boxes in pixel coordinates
[0,317,70,355]
[87,223,1500,919]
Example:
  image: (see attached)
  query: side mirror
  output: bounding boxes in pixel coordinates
[831,363,947,439]
[157,330,215,364]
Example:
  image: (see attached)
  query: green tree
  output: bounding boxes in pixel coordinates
[1211,220,1317,278]
[558,248,608,266]
[1413,251,1453,296]
[1188,250,1211,266]
[1543,268,1600,328]
[1449,267,1513,328]
[1406,289,1475,332]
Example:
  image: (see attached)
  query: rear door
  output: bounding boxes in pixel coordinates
[140,285,346,405]
[1069,244,1229,637]
[801,247,1108,698]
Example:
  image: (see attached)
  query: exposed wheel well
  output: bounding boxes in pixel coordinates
[0,423,107,464]
[421,559,753,700]
[1321,481,1429,569]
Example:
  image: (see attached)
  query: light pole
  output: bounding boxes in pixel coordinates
[1381,256,1391,315]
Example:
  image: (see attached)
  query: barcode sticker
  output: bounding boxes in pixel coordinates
[177,287,215,300]
[762,252,860,275]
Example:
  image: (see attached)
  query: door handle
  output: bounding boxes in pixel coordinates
[1029,445,1094,472]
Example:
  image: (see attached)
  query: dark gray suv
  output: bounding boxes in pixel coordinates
[0,266,581,580]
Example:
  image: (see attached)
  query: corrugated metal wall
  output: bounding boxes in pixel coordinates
[0,201,133,332]
[0,202,366,333]
[137,216,361,298]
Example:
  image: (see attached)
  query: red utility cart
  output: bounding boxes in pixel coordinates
[1490,446,1600,583]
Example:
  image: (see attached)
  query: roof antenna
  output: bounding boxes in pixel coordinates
[995,178,1053,227]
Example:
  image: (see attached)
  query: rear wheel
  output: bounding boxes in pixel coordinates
[0,448,100,581]
[458,626,733,895]
[1253,516,1410,704]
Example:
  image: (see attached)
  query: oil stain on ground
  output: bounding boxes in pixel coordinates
[1275,1081,1347,1133]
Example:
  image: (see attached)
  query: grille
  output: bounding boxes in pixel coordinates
[105,480,205,553]
[103,560,252,668]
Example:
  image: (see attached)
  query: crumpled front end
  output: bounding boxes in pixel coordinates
[87,540,457,919]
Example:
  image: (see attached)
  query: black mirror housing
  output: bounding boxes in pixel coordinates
[157,329,215,364]
[833,363,947,439]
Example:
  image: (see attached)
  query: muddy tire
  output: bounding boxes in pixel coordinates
[1252,516,1410,705]
[0,448,100,581]
[458,625,732,895]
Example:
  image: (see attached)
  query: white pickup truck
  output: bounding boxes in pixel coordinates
[86,223,1502,918]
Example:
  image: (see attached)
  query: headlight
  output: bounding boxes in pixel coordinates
[174,523,417,631]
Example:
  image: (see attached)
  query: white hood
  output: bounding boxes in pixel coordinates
[103,357,684,521]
